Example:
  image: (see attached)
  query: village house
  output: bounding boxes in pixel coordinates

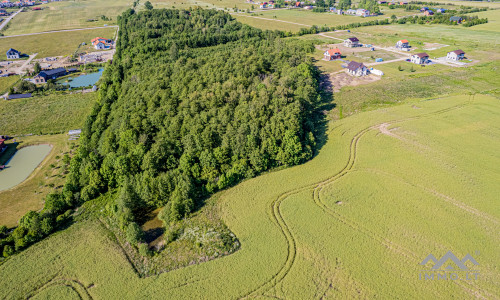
[91,37,113,50]
[259,2,267,8]
[420,6,428,12]
[356,8,370,17]
[399,1,408,5]
[346,61,369,76]
[411,52,429,64]
[447,49,465,61]
[344,37,360,48]
[436,8,445,13]
[449,16,463,23]
[33,67,67,83]
[377,1,387,4]
[395,39,409,49]
[424,10,434,16]
[345,9,357,15]
[324,48,342,60]
[6,48,20,59]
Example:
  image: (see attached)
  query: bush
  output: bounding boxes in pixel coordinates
[138,243,151,256]
[2,245,14,258]
[126,222,144,246]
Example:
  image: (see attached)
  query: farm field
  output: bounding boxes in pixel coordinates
[0,134,76,227]
[0,27,117,60]
[1,0,129,35]
[1,93,499,298]
[0,75,19,94]
[0,92,96,135]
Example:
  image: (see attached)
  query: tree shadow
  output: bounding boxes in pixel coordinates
[311,66,336,158]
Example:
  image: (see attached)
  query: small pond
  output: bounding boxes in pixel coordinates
[0,144,52,191]
[57,68,103,88]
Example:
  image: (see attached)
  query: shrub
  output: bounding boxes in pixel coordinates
[126,222,144,246]
[138,243,151,256]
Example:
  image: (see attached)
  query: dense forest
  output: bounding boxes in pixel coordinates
[0,8,322,257]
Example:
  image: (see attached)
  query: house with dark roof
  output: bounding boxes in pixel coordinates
[344,37,360,48]
[33,67,67,83]
[346,61,369,76]
[6,48,20,59]
[420,7,429,12]
[424,10,434,16]
[447,49,465,61]
[436,8,445,13]
[396,39,409,49]
[324,48,342,60]
[449,16,463,23]
[411,52,429,64]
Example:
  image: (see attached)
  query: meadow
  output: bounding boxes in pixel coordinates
[1,93,499,298]
[0,27,117,59]
[0,75,19,94]
[0,92,95,135]
[1,0,129,35]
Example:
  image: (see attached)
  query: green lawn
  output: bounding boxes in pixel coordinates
[0,92,95,135]
[2,0,130,35]
[0,27,116,59]
[0,75,19,95]
[1,94,499,298]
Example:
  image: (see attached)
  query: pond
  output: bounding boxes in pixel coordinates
[57,68,103,88]
[0,144,52,191]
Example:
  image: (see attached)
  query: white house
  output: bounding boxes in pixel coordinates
[344,37,360,48]
[6,48,20,59]
[447,49,465,61]
[356,8,370,17]
[346,61,369,76]
[411,52,429,64]
[395,39,409,49]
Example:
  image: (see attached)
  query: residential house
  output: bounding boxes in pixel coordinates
[295,1,301,7]
[424,10,434,16]
[344,37,360,48]
[33,67,67,83]
[356,8,370,17]
[259,2,267,8]
[449,16,463,23]
[399,1,408,4]
[345,9,357,15]
[337,9,343,14]
[346,61,369,76]
[324,48,342,60]
[91,37,112,50]
[410,52,429,64]
[6,48,20,59]
[420,7,428,11]
[447,49,465,61]
[436,8,445,13]
[377,1,387,4]
[395,39,409,49]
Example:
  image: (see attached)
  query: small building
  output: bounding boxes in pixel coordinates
[399,1,407,4]
[295,1,301,7]
[436,8,445,13]
[420,7,428,11]
[377,1,387,4]
[324,48,342,60]
[91,37,112,50]
[6,48,20,59]
[424,10,434,16]
[345,9,357,15]
[346,61,369,76]
[449,16,463,23]
[371,68,384,76]
[7,93,32,100]
[396,39,409,49]
[447,49,465,61]
[356,8,370,17]
[337,9,343,14]
[33,67,67,83]
[259,2,267,8]
[344,37,360,48]
[411,52,429,64]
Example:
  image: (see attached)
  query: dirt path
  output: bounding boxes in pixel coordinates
[0,8,22,31]
[0,25,118,39]
[14,53,37,75]
[234,14,309,27]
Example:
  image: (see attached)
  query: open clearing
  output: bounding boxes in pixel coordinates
[1,94,499,298]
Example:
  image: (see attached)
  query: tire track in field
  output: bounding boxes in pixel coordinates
[242,98,475,299]
[312,95,498,299]
[28,278,93,300]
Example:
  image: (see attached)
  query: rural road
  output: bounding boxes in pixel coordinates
[0,25,119,39]
[0,8,22,31]
[234,14,310,27]
[15,53,37,74]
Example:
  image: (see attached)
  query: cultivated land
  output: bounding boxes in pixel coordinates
[1,94,499,298]
[0,27,117,60]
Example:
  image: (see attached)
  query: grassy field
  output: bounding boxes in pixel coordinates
[0,27,117,59]
[0,94,499,298]
[0,92,95,135]
[0,75,19,94]
[2,0,129,35]
[0,134,76,227]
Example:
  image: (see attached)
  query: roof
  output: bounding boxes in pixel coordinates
[347,61,366,72]
[6,48,19,54]
[346,37,359,42]
[450,16,462,21]
[8,93,32,100]
[399,39,409,43]
[449,49,465,55]
[413,52,429,58]
[38,67,66,77]
[325,48,341,56]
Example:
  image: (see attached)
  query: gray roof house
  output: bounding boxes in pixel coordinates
[6,48,20,59]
